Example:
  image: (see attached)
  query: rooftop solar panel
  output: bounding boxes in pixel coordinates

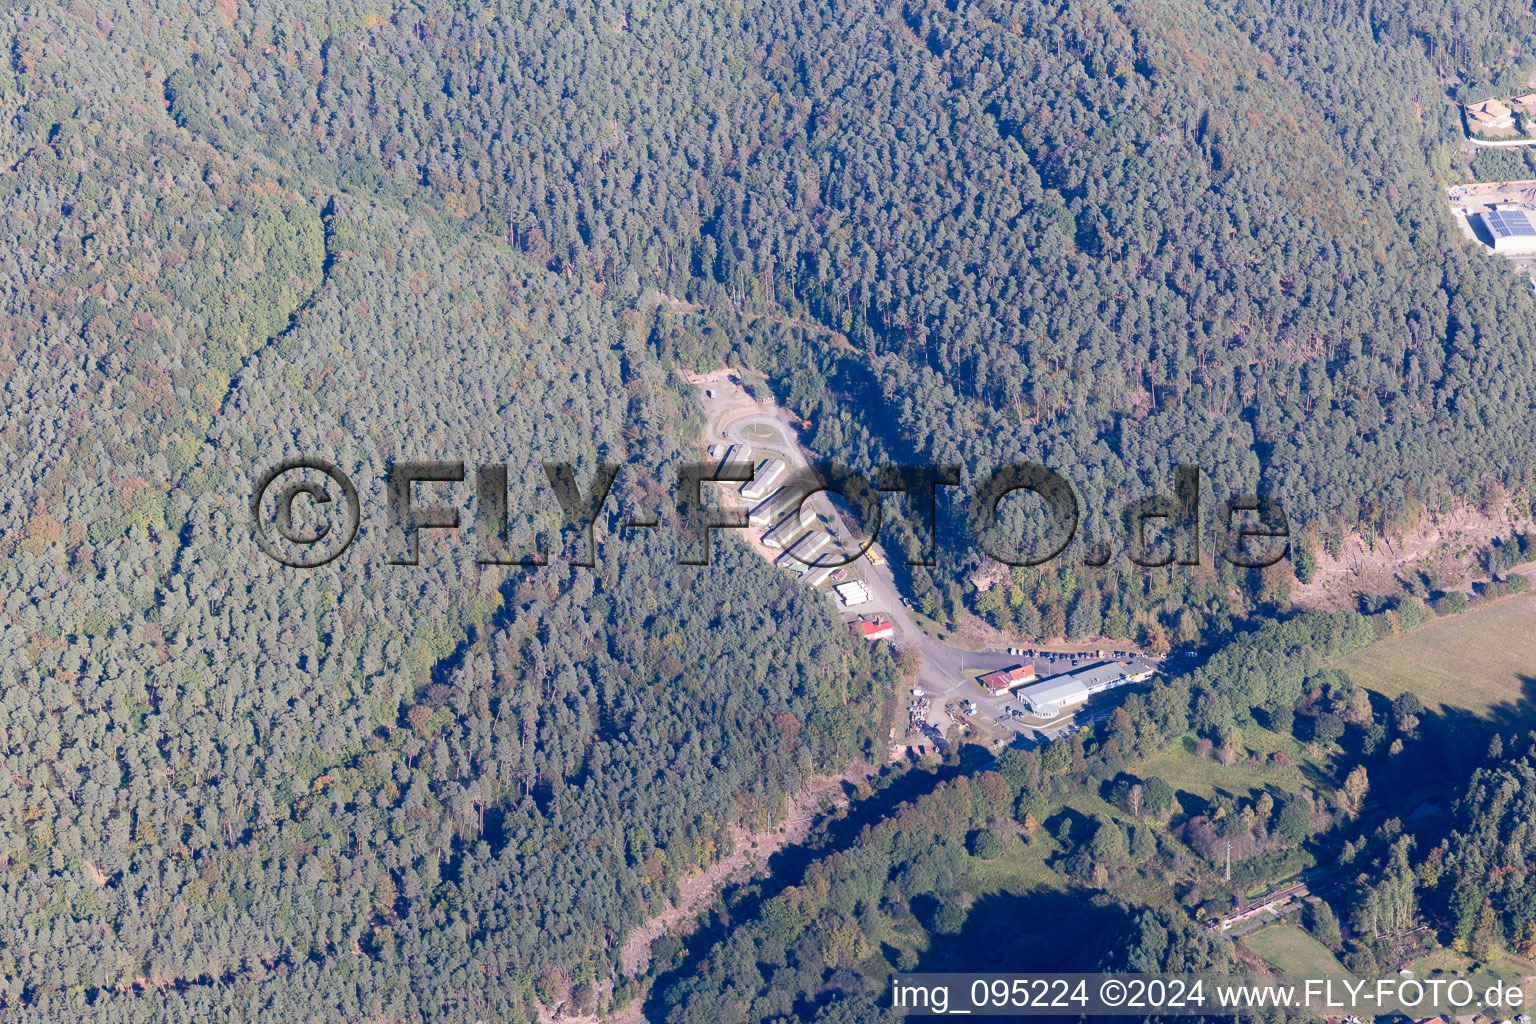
[1485,209,1536,237]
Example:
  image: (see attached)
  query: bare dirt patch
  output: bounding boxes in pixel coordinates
[538,765,876,1024]
[651,290,703,315]
[1291,501,1532,611]
[618,763,877,978]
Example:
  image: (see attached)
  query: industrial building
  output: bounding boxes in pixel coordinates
[777,556,809,577]
[779,529,832,566]
[1015,677,1095,717]
[803,565,836,588]
[1479,205,1536,253]
[1014,660,1149,717]
[1124,663,1155,683]
[978,664,1038,694]
[748,487,795,526]
[835,581,872,606]
[740,458,787,500]
[855,619,895,641]
[760,506,815,548]
[715,444,751,476]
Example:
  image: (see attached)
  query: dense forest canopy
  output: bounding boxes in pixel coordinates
[2,0,1536,1019]
[650,597,1536,1024]
[137,0,1536,623]
[150,0,1536,541]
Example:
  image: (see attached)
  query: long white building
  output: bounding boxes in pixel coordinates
[740,458,788,501]
[748,486,795,526]
[716,444,752,476]
[1015,661,1152,717]
[779,528,832,566]
[1480,205,1536,253]
[803,565,836,587]
[761,506,815,549]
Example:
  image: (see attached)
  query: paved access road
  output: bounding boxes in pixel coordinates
[717,409,925,636]
[710,395,1160,742]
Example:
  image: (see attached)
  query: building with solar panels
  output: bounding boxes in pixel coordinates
[1479,205,1536,253]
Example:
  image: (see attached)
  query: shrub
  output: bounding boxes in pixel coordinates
[969,828,1005,860]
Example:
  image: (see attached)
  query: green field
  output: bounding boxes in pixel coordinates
[1044,725,1329,854]
[964,834,1066,896]
[1243,922,1348,977]
[1405,947,1535,1004]
[1131,728,1325,804]
[1336,590,1536,715]
[740,422,780,442]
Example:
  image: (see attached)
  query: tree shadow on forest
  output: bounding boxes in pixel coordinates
[796,890,1129,1022]
[1387,675,1536,805]
[916,889,1121,974]
[639,756,974,1021]
[901,890,1133,1024]
[1301,675,1536,875]
[1347,674,1536,794]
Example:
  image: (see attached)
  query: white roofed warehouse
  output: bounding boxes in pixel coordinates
[1015,661,1143,717]
[803,565,836,587]
[778,529,832,567]
[760,506,815,548]
[1015,677,1091,717]
[748,486,796,526]
[740,458,788,500]
[1480,205,1536,253]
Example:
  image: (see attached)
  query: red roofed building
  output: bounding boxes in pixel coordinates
[979,664,1037,693]
[855,619,895,640]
